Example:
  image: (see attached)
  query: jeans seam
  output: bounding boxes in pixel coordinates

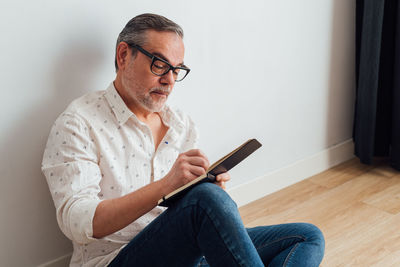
[195,202,247,267]
[255,235,306,251]
[197,257,208,267]
[283,242,300,267]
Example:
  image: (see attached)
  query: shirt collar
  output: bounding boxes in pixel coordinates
[104,82,134,125]
[104,82,185,131]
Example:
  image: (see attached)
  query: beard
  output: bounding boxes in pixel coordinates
[119,62,172,113]
[135,86,171,113]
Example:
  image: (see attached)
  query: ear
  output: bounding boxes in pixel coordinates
[116,42,130,71]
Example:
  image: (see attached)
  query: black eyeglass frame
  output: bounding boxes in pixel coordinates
[126,42,190,82]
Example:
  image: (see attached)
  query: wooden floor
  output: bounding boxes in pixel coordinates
[239,158,400,267]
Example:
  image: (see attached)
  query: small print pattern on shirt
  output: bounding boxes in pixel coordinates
[41,83,198,266]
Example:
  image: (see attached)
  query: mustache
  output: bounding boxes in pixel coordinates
[150,87,171,95]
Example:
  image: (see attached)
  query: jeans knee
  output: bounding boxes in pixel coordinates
[186,182,238,213]
[301,223,325,255]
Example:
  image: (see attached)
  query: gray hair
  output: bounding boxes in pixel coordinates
[115,13,184,71]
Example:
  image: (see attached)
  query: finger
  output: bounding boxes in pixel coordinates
[189,165,208,177]
[216,172,231,182]
[186,156,210,171]
[184,149,205,157]
[184,149,209,166]
[221,181,226,189]
[215,181,226,190]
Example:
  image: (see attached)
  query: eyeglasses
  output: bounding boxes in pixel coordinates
[127,42,190,82]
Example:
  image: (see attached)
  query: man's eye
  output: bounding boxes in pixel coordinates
[153,64,164,69]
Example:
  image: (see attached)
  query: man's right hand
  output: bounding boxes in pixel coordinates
[163,149,210,193]
[93,149,209,239]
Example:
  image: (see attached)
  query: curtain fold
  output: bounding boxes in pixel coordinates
[392,0,400,170]
[354,0,400,170]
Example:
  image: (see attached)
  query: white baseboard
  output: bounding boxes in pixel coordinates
[37,253,72,267]
[228,139,355,207]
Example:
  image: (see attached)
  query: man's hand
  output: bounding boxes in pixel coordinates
[215,172,231,190]
[94,149,209,239]
[163,149,210,193]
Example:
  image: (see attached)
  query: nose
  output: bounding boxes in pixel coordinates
[160,70,176,86]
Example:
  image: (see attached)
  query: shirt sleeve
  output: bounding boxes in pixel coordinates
[41,112,102,244]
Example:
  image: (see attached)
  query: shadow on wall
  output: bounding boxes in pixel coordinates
[325,0,356,156]
[0,40,106,266]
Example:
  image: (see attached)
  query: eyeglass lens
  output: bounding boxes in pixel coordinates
[151,58,188,81]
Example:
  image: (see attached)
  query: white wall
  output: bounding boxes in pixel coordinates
[0,0,355,266]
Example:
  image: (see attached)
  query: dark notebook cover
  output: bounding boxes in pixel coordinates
[158,139,262,207]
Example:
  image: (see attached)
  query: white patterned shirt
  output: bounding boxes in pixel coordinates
[41,82,198,266]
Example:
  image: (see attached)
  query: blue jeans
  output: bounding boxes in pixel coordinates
[109,183,325,267]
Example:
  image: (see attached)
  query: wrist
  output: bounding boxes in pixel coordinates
[158,174,175,196]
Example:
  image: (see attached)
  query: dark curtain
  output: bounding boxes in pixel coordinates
[354,0,400,170]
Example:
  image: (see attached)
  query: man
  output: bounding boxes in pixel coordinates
[42,13,325,266]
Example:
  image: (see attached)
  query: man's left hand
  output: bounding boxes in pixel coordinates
[215,172,231,190]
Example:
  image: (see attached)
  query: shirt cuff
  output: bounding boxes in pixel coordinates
[67,198,102,244]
